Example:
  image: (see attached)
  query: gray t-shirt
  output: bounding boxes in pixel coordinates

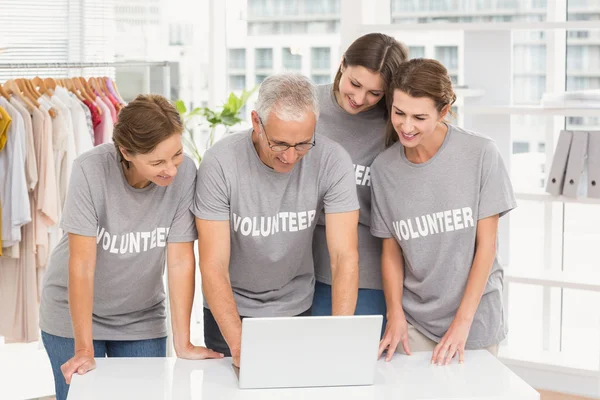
[312,84,387,290]
[370,124,517,349]
[192,129,359,317]
[39,144,198,340]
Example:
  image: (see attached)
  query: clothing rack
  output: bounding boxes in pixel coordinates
[0,61,172,99]
[0,60,175,355]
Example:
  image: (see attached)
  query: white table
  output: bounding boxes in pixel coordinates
[0,344,55,400]
[68,350,539,399]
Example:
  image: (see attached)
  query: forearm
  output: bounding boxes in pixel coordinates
[382,253,405,319]
[330,252,358,315]
[69,262,94,354]
[455,243,496,322]
[202,270,242,353]
[167,261,195,352]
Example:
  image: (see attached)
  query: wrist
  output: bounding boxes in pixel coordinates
[454,311,474,325]
[386,307,405,321]
[174,340,193,354]
[74,347,94,357]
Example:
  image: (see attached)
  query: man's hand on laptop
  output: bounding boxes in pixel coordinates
[232,348,241,367]
[175,342,224,360]
[378,310,412,361]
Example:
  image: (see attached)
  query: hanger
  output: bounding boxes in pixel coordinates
[43,77,57,92]
[0,82,10,100]
[17,78,57,117]
[106,77,125,104]
[76,77,102,115]
[14,79,41,107]
[32,76,50,95]
[89,77,105,100]
[64,78,85,102]
[4,80,29,109]
[25,79,43,98]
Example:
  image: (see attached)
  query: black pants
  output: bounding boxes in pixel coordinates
[203,307,312,356]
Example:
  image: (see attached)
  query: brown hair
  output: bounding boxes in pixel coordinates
[385,58,457,147]
[113,94,184,168]
[333,33,408,116]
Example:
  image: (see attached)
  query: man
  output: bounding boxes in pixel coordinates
[193,73,359,367]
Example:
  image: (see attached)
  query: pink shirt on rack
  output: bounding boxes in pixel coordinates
[93,97,114,145]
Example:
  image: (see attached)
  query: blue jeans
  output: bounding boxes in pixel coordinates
[312,281,387,336]
[41,331,166,400]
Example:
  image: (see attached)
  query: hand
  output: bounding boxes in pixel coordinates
[231,348,241,368]
[176,342,224,360]
[61,349,96,384]
[431,317,472,366]
[378,311,411,361]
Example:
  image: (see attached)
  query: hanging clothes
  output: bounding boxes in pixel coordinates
[0,100,39,343]
[34,106,58,269]
[0,105,10,152]
[10,97,38,192]
[55,86,94,155]
[94,96,113,145]
[1,72,128,343]
[0,98,31,249]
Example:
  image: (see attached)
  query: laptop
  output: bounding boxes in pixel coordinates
[235,315,382,389]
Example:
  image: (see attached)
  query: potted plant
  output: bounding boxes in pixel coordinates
[175,87,257,163]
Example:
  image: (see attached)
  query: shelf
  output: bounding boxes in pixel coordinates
[515,192,600,205]
[362,20,600,33]
[499,346,599,376]
[457,105,600,116]
[505,269,600,292]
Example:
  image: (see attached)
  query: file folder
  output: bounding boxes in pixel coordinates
[545,130,573,196]
[562,131,588,198]
[588,131,600,199]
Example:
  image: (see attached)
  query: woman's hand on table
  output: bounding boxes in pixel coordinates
[378,310,411,361]
[61,349,96,384]
[431,317,472,366]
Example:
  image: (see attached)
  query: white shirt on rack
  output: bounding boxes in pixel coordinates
[54,87,93,156]
[0,97,31,247]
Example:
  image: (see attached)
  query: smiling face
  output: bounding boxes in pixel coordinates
[251,110,316,173]
[390,90,448,149]
[335,64,385,114]
[120,133,184,187]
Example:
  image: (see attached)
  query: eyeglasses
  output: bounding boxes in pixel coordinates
[258,117,316,152]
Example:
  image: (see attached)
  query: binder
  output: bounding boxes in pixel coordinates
[562,131,588,198]
[545,130,573,196]
[588,131,600,199]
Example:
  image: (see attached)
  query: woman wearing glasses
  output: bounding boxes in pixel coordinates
[311,33,408,332]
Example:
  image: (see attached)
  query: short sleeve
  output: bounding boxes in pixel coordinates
[478,140,517,220]
[168,158,199,243]
[322,146,360,214]
[191,150,230,221]
[369,163,393,239]
[60,159,98,236]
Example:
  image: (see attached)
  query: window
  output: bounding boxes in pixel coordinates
[537,142,545,153]
[408,46,425,59]
[255,48,273,70]
[282,47,302,70]
[312,74,331,84]
[229,75,246,91]
[311,47,331,69]
[255,74,268,85]
[512,141,530,154]
[434,46,458,70]
[229,49,246,70]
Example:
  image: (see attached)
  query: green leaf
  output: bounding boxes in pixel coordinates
[175,99,187,114]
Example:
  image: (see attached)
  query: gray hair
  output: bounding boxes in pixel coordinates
[255,73,320,123]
